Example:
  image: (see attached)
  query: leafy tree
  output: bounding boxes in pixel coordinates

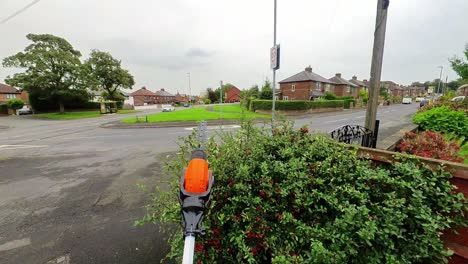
[6,98,24,113]
[84,50,135,101]
[2,34,85,113]
[259,79,273,99]
[214,83,233,103]
[450,44,468,80]
[379,86,390,100]
[207,88,217,103]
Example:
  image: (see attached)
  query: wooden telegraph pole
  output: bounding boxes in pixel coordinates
[365,0,389,132]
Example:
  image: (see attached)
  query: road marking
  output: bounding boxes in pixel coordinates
[0,144,47,150]
[184,125,241,131]
[0,238,31,251]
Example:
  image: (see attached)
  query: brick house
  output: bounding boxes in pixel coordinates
[349,76,369,93]
[329,73,359,98]
[175,93,189,103]
[278,66,335,100]
[130,87,158,106]
[155,89,175,104]
[0,83,21,104]
[404,86,424,97]
[225,86,241,103]
[381,81,403,97]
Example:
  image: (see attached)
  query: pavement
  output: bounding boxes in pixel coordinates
[0,103,418,264]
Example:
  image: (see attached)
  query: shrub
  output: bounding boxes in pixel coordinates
[413,106,468,138]
[138,122,468,263]
[7,98,24,111]
[324,92,338,100]
[0,104,8,114]
[343,99,356,109]
[397,131,464,163]
[250,100,343,111]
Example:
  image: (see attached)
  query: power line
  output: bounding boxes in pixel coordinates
[1,0,42,24]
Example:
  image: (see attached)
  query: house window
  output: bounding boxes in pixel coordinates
[325,84,331,92]
[291,84,296,92]
[283,96,289,101]
[315,82,321,91]
[346,86,351,93]
[7,94,17,99]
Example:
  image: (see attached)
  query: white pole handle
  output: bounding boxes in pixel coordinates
[182,234,195,264]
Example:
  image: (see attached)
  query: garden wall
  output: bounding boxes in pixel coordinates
[356,146,468,263]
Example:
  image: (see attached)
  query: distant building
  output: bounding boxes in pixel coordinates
[278,66,335,100]
[175,93,189,103]
[329,73,359,98]
[349,76,369,93]
[0,83,21,104]
[130,87,158,106]
[155,89,175,104]
[225,86,241,103]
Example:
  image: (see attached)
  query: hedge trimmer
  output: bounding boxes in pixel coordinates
[179,121,213,264]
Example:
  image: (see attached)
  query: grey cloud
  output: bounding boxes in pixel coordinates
[186,48,213,58]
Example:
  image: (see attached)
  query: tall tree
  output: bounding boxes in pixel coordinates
[259,79,273,100]
[207,88,217,103]
[85,50,135,101]
[450,44,468,81]
[2,34,84,113]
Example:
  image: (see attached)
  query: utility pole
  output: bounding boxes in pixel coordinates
[365,0,389,132]
[443,75,448,94]
[271,0,278,120]
[436,66,443,95]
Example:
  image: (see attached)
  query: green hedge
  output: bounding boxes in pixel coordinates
[250,100,344,111]
[343,99,356,109]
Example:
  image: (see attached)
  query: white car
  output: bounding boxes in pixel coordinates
[402,97,412,104]
[451,96,466,102]
[162,105,175,112]
[415,97,424,102]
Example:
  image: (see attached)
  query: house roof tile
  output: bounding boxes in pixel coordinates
[130,87,157,96]
[279,70,335,84]
[0,83,20,94]
[329,75,357,87]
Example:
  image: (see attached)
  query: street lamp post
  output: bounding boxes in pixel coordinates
[271,0,278,120]
[436,66,443,95]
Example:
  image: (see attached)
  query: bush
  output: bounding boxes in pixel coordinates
[0,104,8,114]
[397,131,464,163]
[138,122,467,263]
[250,100,344,111]
[413,106,468,138]
[343,99,356,109]
[6,98,24,111]
[324,92,338,100]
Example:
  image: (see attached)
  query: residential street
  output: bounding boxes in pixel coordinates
[0,104,418,264]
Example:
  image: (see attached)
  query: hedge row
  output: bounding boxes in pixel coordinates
[343,99,356,109]
[0,104,8,114]
[250,100,344,111]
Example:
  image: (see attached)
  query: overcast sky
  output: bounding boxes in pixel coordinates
[1,0,467,95]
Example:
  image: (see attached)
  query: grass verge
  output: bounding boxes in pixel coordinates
[37,110,141,120]
[121,105,268,123]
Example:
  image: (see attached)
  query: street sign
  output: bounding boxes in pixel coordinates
[270,45,280,70]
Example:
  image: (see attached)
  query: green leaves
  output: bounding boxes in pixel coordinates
[413,106,468,138]
[139,122,468,263]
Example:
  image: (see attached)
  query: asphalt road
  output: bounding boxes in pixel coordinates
[0,104,418,264]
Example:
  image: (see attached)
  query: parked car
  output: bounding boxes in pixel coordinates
[420,99,430,108]
[415,97,424,102]
[451,96,466,102]
[17,107,32,115]
[162,105,175,112]
[183,103,190,107]
[402,97,412,104]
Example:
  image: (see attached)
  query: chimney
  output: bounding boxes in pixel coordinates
[161,88,165,91]
[305,66,312,73]
[335,73,342,78]
[352,76,357,80]
[363,79,368,82]
[141,86,146,90]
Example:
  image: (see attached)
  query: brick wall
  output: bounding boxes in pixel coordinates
[280,81,315,100]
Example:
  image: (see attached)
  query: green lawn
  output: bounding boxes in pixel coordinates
[121,105,268,123]
[211,104,245,113]
[37,110,141,120]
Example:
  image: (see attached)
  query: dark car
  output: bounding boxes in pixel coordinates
[183,103,190,107]
[419,99,429,108]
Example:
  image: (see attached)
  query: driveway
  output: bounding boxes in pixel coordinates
[0,103,418,263]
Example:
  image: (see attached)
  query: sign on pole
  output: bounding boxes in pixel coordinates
[270,45,280,70]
